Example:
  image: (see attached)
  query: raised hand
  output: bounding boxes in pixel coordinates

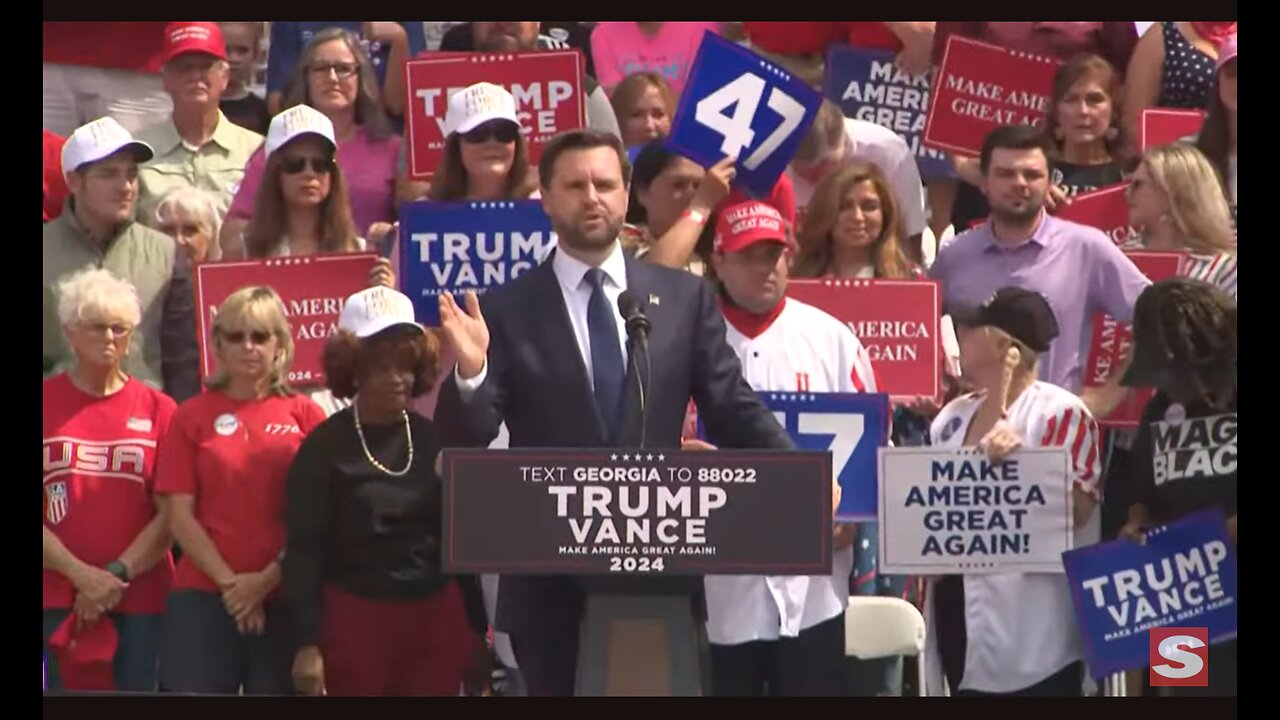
[439,290,490,379]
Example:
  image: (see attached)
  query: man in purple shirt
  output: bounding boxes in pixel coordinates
[929,125,1150,395]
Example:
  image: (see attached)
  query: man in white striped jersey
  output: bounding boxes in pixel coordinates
[701,200,879,696]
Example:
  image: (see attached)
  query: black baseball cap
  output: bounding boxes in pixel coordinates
[952,287,1060,353]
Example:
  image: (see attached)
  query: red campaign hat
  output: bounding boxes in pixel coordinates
[714,201,790,255]
[162,22,228,64]
[47,614,118,692]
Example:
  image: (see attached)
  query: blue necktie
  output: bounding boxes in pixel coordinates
[584,267,624,438]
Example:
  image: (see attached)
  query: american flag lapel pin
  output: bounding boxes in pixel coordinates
[649,293,660,306]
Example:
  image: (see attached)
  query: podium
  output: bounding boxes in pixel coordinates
[440,448,834,697]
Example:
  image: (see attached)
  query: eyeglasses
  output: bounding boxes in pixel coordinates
[462,121,520,145]
[309,61,359,79]
[160,223,205,238]
[280,156,335,175]
[221,329,274,345]
[81,322,133,338]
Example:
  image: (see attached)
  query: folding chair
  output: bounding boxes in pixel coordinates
[844,596,928,696]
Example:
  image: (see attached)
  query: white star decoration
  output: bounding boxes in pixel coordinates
[646,454,654,461]
[610,454,618,461]
[657,454,665,461]
[622,454,630,461]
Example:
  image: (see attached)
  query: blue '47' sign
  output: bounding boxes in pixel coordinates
[764,392,889,522]
[668,32,823,198]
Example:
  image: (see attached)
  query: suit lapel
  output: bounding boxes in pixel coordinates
[529,254,607,444]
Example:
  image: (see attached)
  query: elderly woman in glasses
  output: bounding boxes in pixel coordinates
[43,268,178,692]
[156,286,327,695]
[154,186,223,267]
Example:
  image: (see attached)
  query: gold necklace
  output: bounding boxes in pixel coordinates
[353,405,413,477]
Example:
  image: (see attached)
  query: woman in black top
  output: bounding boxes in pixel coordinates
[1118,278,1236,697]
[949,54,1124,233]
[284,286,488,696]
[1043,54,1125,198]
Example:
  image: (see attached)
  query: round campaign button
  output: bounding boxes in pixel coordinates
[1163,403,1187,426]
[214,413,240,436]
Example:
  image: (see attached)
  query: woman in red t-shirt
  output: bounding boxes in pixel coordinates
[156,286,327,695]
[43,268,177,692]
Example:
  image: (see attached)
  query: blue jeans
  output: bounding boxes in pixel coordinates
[42,609,162,693]
[158,590,294,696]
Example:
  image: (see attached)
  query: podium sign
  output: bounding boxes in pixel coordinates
[441,448,833,576]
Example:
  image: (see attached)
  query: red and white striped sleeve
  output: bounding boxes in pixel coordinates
[1038,402,1103,497]
[841,331,880,394]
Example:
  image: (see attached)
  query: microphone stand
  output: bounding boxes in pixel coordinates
[628,323,651,450]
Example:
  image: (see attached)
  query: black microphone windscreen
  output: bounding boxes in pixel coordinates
[617,290,642,319]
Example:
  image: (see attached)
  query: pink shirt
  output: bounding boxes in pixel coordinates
[228,126,401,237]
[590,22,720,96]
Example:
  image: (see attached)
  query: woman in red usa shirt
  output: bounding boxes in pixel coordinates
[43,268,177,692]
[156,286,326,695]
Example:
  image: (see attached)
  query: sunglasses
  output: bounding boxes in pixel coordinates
[462,121,520,144]
[280,156,335,175]
[82,322,133,338]
[221,329,274,345]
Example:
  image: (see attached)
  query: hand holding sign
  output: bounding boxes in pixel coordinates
[439,290,489,380]
[979,419,1024,462]
[690,156,736,215]
[368,257,396,288]
[669,32,822,198]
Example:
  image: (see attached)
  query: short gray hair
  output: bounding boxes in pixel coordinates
[155,186,223,260]
[57,268,143,330]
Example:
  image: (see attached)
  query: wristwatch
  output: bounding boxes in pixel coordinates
[105,560,130,582]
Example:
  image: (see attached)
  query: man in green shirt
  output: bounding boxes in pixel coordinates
[136,22,264,227]
[44,117,201,402]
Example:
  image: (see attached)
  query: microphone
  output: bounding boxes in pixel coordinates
[617,290,651,343]
[617,291,652,449]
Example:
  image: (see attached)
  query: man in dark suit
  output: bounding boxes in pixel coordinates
[435,130,793,696]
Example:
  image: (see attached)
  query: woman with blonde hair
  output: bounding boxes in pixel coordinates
[611,72,677,148]
[929,287,1102,696]
[156,286,326,695]
[793,162,918,280]
[1092,143,1235,555]
[43,268,177,692]
[154,186,222,266]
[1126,142,1236,296]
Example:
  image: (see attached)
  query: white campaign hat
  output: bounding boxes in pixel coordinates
[444,82,519,137]
[61,117,154,175]
[339,286,424,339]
[265,105,337,158]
